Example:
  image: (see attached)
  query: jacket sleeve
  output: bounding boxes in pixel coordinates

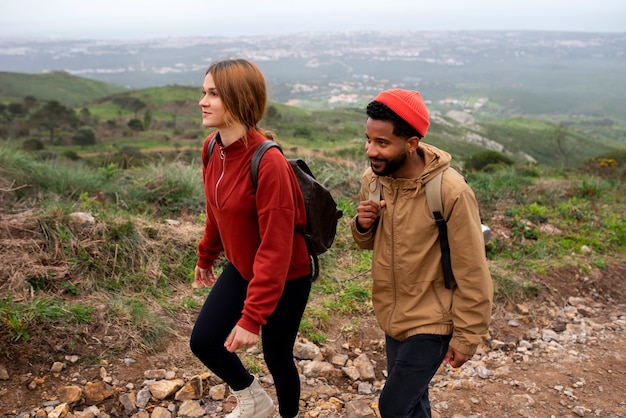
[351,169,377,250]
[446,186,494,356]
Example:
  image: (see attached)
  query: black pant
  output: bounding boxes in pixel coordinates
[379,334,452,417]
[190,262,311,418]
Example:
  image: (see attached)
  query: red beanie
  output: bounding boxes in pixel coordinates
[373,89,430,137]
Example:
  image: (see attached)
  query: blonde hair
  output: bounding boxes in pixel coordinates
[206,59,275,141]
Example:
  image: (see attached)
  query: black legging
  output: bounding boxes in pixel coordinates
[190,262,311,418]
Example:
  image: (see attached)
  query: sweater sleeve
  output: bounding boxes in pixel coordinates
[196,209,223,269]
[236,149,303,334]
[196,133,223,269]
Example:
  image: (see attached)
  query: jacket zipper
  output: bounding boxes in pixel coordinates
[389,184,399,332]
[214,147,226,209]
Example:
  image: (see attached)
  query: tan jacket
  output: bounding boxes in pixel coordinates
[351,143,493,356]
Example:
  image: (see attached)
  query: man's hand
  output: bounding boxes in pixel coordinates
[194,265,217,288]
[224,325,259,353]
[443,346,472,368]
[356,199,385,230]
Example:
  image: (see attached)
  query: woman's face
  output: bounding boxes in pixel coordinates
[199,73,227,129]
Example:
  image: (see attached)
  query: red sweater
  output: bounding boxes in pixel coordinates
[197,129,311,334]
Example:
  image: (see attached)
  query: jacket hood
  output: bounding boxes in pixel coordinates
[418,142,452,184]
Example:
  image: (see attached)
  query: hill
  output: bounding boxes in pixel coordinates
[0,71,127,107]
[1,73,624,168]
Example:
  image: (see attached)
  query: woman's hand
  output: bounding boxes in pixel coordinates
[224,325,259,353]
[194,265,217,288]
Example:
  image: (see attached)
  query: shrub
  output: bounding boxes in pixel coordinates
[22,138,45,151]
[127,119,144,131]
[465,150,515,172]
[72,126,97,147]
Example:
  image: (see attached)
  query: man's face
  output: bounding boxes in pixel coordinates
[365,118,408,177]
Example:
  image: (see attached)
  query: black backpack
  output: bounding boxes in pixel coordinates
[206,137,343,280]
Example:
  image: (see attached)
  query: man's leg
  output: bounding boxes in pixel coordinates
[378,334,451,418]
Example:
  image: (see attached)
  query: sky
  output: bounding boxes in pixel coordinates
[1,0,625,40]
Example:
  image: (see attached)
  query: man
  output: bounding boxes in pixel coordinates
[351,89,493,417]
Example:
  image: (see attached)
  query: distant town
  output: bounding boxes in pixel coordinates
[1,30,624,114]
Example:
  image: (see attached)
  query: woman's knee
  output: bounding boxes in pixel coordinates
[189,329,204,356]
[189,327,220,357]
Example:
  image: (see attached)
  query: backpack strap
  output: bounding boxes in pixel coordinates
[250,140,282,188]
[424,170,454,289]
[204,133,219,168]
[368,175,381,206]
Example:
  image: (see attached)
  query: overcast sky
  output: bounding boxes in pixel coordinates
[1,0,625,40]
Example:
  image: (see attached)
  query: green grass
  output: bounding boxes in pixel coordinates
[0,294,95,342]
[1,151,624,353]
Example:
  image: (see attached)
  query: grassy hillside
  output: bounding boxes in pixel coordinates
[0,142,624,358]
[0,71,127,107]
[1,72,624,169]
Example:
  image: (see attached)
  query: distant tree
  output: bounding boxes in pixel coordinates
[80,107,92,124]
[8,102,27,117]
[128,99,146,119]
[164,100,195,128]
[72,126,97,147]
[24,96,38,109]
[127,118,144,132]
[143,110,152,130]
[30,101,79,144]
[113,96,146,118]
[0,103,6,114]
[265,105,281,124]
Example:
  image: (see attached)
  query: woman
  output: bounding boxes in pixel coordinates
[189,59,312,418]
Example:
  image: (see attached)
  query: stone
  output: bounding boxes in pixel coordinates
[83,381,115,404]
[147,379,185,399]
[0,364,9,380]
[177,400,206,418]
[175,375,202,400]
[150,406,171,418]
[57,385,83,404]
[119,392,137,415]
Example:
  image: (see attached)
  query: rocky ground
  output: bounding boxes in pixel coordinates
[1,213,625,418]
[2,282,625,418]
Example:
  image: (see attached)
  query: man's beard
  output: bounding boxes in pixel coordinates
[370,150,407,177]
